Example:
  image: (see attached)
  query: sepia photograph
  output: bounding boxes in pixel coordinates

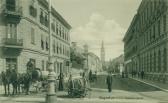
[0,0,168,103]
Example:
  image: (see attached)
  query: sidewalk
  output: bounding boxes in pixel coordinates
[0,89,159,103]
[130,77,168,92]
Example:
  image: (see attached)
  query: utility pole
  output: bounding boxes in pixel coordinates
[46,0,57,103]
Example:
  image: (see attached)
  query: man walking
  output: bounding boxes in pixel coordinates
[106,72,113,92]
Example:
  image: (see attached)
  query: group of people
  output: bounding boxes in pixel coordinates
[131,70,145,79]
[88,70,97,82]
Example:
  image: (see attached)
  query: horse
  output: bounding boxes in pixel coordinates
[4,69,12,95]
[1,71,8,95]
[17,73,25,94]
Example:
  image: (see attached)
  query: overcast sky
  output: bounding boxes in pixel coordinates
[52,0,142,61]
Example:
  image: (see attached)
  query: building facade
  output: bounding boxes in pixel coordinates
[123,0,168,82]
[108,55,124,74]
[0,0,71,76]
[88,52,102,73]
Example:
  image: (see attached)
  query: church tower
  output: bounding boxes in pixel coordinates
[101,41,105,66]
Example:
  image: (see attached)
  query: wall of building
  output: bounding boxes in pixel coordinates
[123,0,168,83]
[0,0,71,77]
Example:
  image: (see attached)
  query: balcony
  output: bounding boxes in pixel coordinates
[2,4,22,23]
[2,38,23,49]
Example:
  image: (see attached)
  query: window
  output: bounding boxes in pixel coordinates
[163,15,166,33]
[158,50,161,72]
[56,23,59,35]
[158,20,160,36]
[46,37,49,51]
[149,29,152,41]
[60,44,62,54]
[7,23,17,39]
[62,30,65,39]
[63,45,65,55]
[163,48,167,72]
[44,13,49,27]
[154,52,156,72]
[46,61,49,71]
[40,10,44,24]
[56,43,59,54]
[31,28,35,44]
[59,26,62,37]
[29,5,37,17]
[42,60,45,71]
[153,25,155,39]
[41,35,44,50]
[51,22,55,32]
[53,40,56,53]
[150,53,152,72]
[6,0,16,11]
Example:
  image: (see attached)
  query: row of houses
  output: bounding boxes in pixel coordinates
[123,0,168,82]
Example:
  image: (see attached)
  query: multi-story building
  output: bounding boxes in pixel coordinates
[0,0,71,76]
[123,0,168,82]
[88,52,102,72]
[108,54,124,73]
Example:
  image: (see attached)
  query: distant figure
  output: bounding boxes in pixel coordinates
[68,74,73,94]
[58,73,64,91]
[141,71,144,79]
[122,72,124,78]
[26,60,34,72]
[106,72,113,92]
[89,70,92,82]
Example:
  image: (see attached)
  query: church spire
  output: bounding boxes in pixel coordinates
[101,40,105,66]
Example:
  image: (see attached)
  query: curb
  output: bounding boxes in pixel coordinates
[130,77,168,93]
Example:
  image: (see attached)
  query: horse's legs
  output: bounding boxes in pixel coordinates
[12,84,14,95]
[4,84,7,95]
[7,83,10,95]
[16,84,18,94]
[18,84,20,94]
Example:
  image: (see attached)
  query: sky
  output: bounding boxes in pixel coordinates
[52,0,142,61]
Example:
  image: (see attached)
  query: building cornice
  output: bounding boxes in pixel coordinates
[37,0,72,29]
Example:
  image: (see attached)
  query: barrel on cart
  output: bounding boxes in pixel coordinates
[67,76,89,98]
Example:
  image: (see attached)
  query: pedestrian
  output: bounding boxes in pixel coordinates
[58,73,64,91]
[106,72,113,92]
[141,71,144,79]
[68,74,73,95]
[89,70,92,82]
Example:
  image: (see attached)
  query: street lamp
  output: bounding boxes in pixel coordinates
[46,0,57,103]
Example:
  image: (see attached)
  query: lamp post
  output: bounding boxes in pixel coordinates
[46,0,57,103]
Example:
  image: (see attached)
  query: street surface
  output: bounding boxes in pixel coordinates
[0,75,168,103]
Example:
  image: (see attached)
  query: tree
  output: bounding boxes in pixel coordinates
[70,49,86,69]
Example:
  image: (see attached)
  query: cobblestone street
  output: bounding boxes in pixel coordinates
[1,75,168,103]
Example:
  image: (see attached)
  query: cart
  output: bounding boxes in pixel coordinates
[67,77,89,98]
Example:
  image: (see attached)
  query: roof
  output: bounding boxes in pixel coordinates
[38,0,72,29]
